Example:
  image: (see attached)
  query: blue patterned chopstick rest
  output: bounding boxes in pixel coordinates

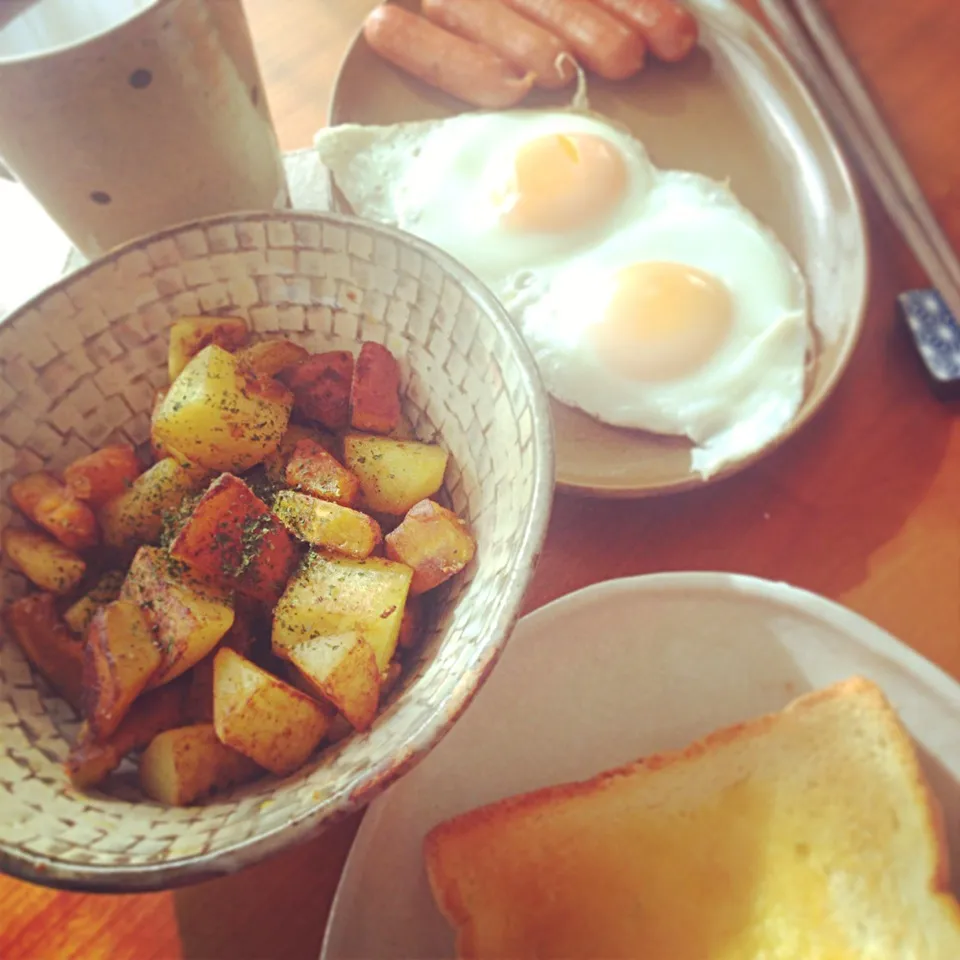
[896,289,960,400]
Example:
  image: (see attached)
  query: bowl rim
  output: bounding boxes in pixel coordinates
[0,208,556,892]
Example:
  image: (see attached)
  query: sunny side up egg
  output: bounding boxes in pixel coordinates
[313,109,811,477]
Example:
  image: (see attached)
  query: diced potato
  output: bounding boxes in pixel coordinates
[168,315,248,382]
[273,490,381,559]
[262,423,337,488]
[140,723,262,806]
[98,456,211,549]
[122,546,234,687]
[286,439,360,507]
[154,345,293,473]
[286,632,380,731]
[235,338,309,377]
[385,499,476,594]
[350,341,401,434]
[64,445,143,507]
[169,473,299,603]
[3,593,85,709]
[343,433,448,515]
[83,600,163,739]
[63,569,125,636]
[273,551,412,673]
[397,594,423,650]
[381,660,403,696]
[279,350,353,430]
[11,471,99,550]
[66,679,190,788]
[184,612,258,724]
[213,648,329,776]
[2,528,86,594]
[150,388,175,462]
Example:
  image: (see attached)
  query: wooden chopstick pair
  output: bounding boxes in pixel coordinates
[759,0,960,326]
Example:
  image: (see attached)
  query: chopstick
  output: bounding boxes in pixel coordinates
[758,0,960,325]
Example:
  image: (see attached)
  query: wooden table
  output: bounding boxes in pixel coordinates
[3,0,959,956]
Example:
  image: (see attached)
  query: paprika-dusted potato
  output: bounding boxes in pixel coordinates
[273,550,412,673]
[97,456,211,549]
[63,569,125,636]
[1,528,86,594]
[397,593,424,650]
[280,350,353,430]
[273,489,381,559]
[64,445,143,507]
[140,723,262,806]
[350,341,401,434]
[169,473,299,603]
[66,679,191,788]
[385,498,477,594]
[153,345,293,473]
[285,438,360,507]
[343,433,448,515]
[262,423,338,488]
[121,546,234,687]
[3,592,85,709]
[168,315,249,381]
[286,631,380,732]
[83,600,163,739]
[213,648,330,776]
[11,470,99,551]
[235,338,309,377]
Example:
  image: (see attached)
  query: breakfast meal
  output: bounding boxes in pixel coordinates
[0,318,476,806]
[362,0,699,107]
[314,101,810,477]
[424,677,960,958]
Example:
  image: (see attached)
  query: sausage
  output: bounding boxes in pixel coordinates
[421,0,576,89]
[591,0,698,62]
[499,0,646,81]
[362,5,534,109]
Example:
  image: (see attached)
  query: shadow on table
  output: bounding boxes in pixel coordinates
[173,812,361,960]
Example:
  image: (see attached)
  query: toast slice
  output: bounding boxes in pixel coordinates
[424,677,960,959]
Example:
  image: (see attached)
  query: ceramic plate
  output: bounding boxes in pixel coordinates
[321,573,960,959]
[327,0,869,496]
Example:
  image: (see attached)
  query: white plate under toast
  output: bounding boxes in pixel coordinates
[321,573,960,960]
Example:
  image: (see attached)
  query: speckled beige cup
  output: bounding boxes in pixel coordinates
[0,0,288,259]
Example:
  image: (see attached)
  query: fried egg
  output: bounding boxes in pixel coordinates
[314,108,810,477]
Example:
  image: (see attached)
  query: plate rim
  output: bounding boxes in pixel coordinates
[320,570,960,959]
[325,0,871,499]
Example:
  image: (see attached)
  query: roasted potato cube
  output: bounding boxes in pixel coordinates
[63,569,125,636]
[213,648,329,776]
[66,679,190,788]
[385,499,476,594]
[83,600,163,739]
[3,593,85,708]
[273,551,412,673]
[262,423,337,488]
[98,456,211,549]
[150,388,175,462]
[122,546,234,687]
[64,445,143,507]
[286,632,380,731]
[11,471,99,550]
[140,723,261,806]
[235,338,309,377]
[381,660,403,697]
[279,350,353,430]
[397,594,423,650]
[286,438,360,506]
[350,341,401,434]
[343,433,448,515]
[273,490,381,559]
[169,473,299,603]
[154,345,293,473]
[2,529,86,594]
[184,611,258,724]
[168,315,248,381]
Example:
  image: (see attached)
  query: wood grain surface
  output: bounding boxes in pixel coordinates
[2,0,958,957]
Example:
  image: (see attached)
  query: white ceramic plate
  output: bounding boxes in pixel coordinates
[321,573,960,959]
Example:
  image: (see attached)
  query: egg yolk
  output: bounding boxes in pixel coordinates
[497,133,627,233]
[589,262,733,381]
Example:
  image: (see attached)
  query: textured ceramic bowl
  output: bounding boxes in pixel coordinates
[0,211,554,891]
